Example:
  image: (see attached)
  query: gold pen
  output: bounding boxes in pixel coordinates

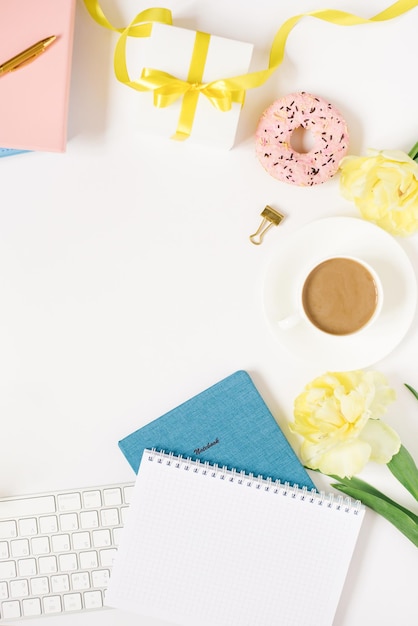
[0,35,57,77]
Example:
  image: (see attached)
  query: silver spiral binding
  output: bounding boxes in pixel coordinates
[146,449,364,515]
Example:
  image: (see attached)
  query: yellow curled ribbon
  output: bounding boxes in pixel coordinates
[83,0,418,141]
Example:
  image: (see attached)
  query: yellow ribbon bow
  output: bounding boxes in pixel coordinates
[83,0,418,141]
[139,68,245,112]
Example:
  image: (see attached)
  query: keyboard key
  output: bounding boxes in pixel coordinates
[51,533,70,552]
[82,490,102,509]
[72,531,91,550]
[92,529,111,548]
[0,495,56,519]
[18,518,38,536]
[60,512,79,531]
[10,579,29,598]
[71,571,90,590]
[0,581,9,599]
[0,560,17,579]
[31,536,50,555]
[43,595,62,614]
[39,515,58,533]
[22,597,42,616]
[123,485,134,503]
[0,520,17,539]
[51,574,70,593]
[1,599,21,618]
[80,510,99,529]
[103,488,122,506]
[57,492,81,512]
[113,527,123,546]
[99,548,117,567]
[59,553,78,572]
[0,541,9,559]
[63,592,82,612]
[38,555,58,574]
[30,576,49,595]
[79,550,98,569]
[10,538,29,558]
[84,589,103,609]
[100,508,119,527]
[17,558,37,577]
[91,569,109,588]
[120,506,130,524]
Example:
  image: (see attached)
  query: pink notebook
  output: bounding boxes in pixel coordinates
[0,0,76,152]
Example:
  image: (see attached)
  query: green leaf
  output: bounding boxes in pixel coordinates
[405,383,418,401]
[331,482,418,547]
[408,142,418,163]
[329,474,418,523]
[387,445,418,501]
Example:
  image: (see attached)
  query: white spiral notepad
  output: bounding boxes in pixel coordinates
[106,449,365,626]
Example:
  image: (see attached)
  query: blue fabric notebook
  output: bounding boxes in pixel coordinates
[119,370,316,490]
[0,148,29,158]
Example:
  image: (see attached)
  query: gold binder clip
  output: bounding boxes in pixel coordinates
[249,205,285,245]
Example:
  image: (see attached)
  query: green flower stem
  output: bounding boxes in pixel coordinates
[331,480,418,547]
[387,445,418,502]
[329,474,418,523]
[405,383,418,401]
[330,384,418,547]
[408,141,418,162]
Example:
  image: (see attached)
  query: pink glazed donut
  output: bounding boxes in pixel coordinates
[255,92,349,186]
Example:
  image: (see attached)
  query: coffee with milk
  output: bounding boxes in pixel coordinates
[301,257,379,335]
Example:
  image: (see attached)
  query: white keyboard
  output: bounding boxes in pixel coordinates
[0,482,134,621]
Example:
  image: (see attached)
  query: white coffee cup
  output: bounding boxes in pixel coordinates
[278,256,383,336]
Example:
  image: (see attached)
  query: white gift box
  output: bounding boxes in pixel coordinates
[127,22,254,149]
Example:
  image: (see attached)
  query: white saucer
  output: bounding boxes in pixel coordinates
[263,217,417,370]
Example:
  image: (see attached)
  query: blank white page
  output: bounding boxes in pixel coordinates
[105,449,364,626]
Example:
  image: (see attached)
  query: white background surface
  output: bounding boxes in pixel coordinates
[1,0,418,624]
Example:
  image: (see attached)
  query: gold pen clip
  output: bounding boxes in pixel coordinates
[249,205,285,245]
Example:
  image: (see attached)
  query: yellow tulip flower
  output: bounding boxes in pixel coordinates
[339,149,418,236]
[290,371,400,478]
